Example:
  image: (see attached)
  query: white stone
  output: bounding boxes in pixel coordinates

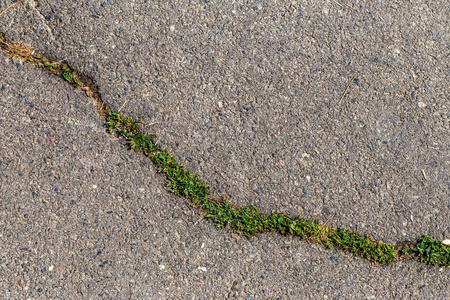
[418,102,426,108]
[442,239,450,246]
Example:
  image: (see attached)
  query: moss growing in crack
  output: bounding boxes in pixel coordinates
[105,111,450,266]
[327,229,397,264]
[106,111,210,200]
[410,235,450,266]
[0,33,84,87]
[106,111,402,264]
[1,32,449,267]
[62,66,82,87]
[42,59,57,72]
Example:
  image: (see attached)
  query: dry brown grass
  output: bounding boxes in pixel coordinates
[0,33,34,60]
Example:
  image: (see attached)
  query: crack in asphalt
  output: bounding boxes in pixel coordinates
[0,31,449,267]
[29,1,55,40]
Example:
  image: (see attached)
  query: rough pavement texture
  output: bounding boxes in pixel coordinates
[0,0,449,298]
[3,0,448,244]
[1,59,449,299]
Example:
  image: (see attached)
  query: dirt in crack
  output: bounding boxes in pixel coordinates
[0,32,108,116]
[0,32,449,267]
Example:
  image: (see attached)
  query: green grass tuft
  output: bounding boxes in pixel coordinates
[412,235,450,266]
[62,66,82,87]
[105,111,407,265]
[105,110,450,266]
[1,32,447,267]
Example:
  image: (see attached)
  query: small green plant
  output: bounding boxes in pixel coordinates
[412,235,450,266]
[327,229,397,264]
[106,111,210,201]
[41,59,58,73]
[42,59,51,68]
[62,66,82,87]
[105,110,450,266]
[2,32,449,267]
[105,110,401,264]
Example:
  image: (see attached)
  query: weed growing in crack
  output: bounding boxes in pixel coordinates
[107,111,210,200]
[42,59,59,74]
[1,31,449,267]
[106,111,401,264]
[104,105,450,266]
[62,66,82,87]
[412,235,450,266]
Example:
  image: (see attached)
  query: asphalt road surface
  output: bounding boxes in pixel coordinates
[0,0,448,298]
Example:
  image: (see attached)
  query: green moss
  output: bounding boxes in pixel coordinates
[412,235,450,266]
[105,111,403,265]
[62,66,82,87]
[104,111,450,266]
[1,31,448,266]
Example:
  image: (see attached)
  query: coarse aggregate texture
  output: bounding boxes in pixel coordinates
[2,33,448,266]
[106,111,400,265]
[2,0,447,245]
[1,0,448,297]
[1,57,449,299]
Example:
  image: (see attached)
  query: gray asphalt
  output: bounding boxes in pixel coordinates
[0,0,449,299]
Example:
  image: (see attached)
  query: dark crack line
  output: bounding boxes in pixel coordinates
[0,32,449,267]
